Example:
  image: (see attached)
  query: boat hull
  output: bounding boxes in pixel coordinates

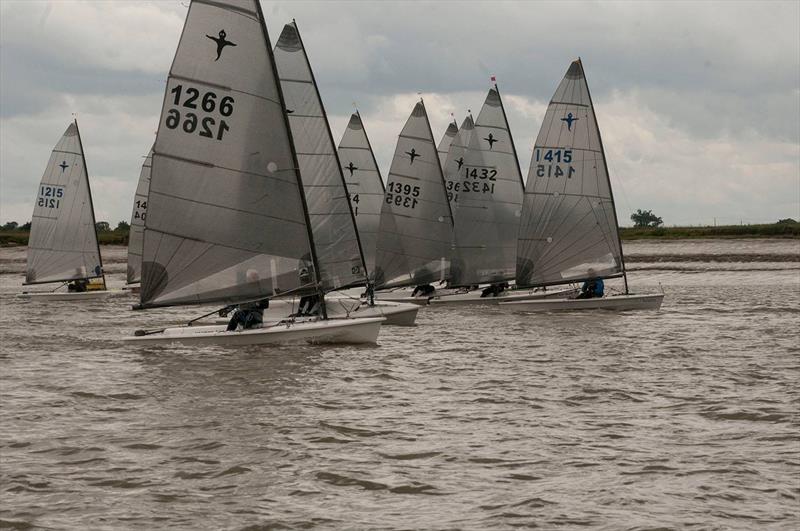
[18,290,124,301]
[430,287,579,305]
[340,301,419,326]
[500,293,665,312]
[123,316,385,346]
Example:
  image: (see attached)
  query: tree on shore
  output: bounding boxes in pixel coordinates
[95,221,111,232]
[115,221,130,232]
[631,209,663,228]
[2,221,18,230]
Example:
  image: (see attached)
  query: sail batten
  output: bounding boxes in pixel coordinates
[274,21,367,292]
[373,100,454,289]
[139,0,315,308]
[25,121,104,286]
[516,59,624,288]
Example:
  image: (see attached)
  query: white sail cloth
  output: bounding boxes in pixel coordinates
[25,121,103,285]
[337,112,385,279]
[126,148,152,284]
[374,101,454,289]
[437,121,459,169]
[140,0,315,307]
[441,115,475,212]
[516,59,623,287]
[449,88,525,286]
[275,22,366,291]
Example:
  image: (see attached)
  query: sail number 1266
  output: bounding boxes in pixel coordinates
[165,84,235,141]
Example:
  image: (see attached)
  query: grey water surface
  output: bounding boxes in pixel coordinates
[1,239,799,530]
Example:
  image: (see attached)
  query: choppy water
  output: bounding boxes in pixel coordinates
[1,239,799,530]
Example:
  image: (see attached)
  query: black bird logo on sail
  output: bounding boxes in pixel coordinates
[455,157,464,170]
[59,161,69,173]
[561,112,578,131]
[206,30,236,61]
[345,162,358,176]
[406,148,420,165]
[484,133,498,149]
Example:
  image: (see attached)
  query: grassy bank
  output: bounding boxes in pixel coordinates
[2,223,798,247]
[0,231,129,246]
[619,223,800,240]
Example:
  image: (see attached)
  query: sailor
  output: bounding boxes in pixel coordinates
[480,282,508,298]
[296,293,322,316]
[67,279,88,293]
[412,284,436,297]
[576,269,604,299]
[225,299,269,331]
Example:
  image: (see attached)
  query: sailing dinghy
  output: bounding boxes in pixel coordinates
[500,59,664,312]
[275,21,418,326]
[124,147,152,294]
[437,119,459,169]
[334,110,420,323]
[124,0,383,345]
[372,100,455,303]
[20,121,112,301]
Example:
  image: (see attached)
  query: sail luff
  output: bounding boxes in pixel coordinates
[422,99,455,230]
[357,110,386,194]
[127,148,152,284]
[578,58,629,293]
[494,83,526,190]
[290,19,368,293]
[73,119,106,289]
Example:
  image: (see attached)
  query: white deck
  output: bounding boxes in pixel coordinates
[123,316,385,346]
[499,293,665,312]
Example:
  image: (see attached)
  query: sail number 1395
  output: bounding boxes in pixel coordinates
[165,84,235,141]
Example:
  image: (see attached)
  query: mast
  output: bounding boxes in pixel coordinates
[73,118,106,289]
[256,4,327,317]
[291,19,369,293]
[579,58,629,294]
[356,109,386,193]
[493,81,526,190]
[421,98,454,228]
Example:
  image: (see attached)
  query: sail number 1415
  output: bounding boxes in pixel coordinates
[165,84,235,141]
[534,148,576,179]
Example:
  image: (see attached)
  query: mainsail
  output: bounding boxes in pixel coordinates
[274,21,367,292]
[140,0,317,308]
[441,115,475,211]
[337,111,385,279]
[437,120,458,169]
[126,147,152,284]
[516,59,626,288]
[373,100,454,289]
[449,87,525,286]
[25,121,104,286]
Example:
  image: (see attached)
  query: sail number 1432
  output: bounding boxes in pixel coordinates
[165,84,235,141]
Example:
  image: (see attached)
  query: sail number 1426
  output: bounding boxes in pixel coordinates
[165,84,235,141]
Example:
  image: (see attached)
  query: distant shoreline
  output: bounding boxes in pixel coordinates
[1,223,798,247]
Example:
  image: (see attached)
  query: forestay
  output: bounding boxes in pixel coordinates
[337,112,385,279]
[437,121,458,169]
[516,59,624,288]
[141,0,315,308]
[25,121,104,286]
[374,101,454,289]
[274,22,367,291]
[441,115,475,213]
[449,88,525,286]
[126,147,152,284]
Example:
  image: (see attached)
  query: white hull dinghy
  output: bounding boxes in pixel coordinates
[19,289,123,301]
[326,298,419,326]
[500,293,664,312]
[125,316,384,346]
[507,59,665,312]
[22,120,110,299]
[431,286,579,305]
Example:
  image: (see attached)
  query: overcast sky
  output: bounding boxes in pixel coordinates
[1,0,798,227]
